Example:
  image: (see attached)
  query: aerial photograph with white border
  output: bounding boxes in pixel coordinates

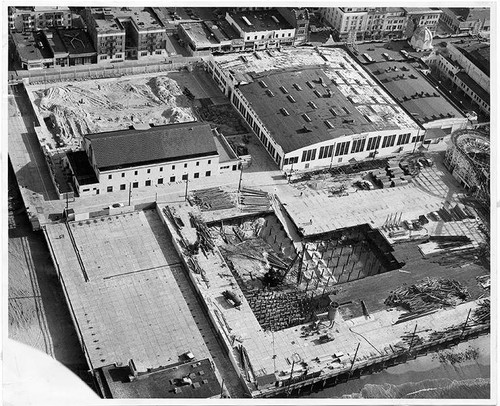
[4,1,495,404]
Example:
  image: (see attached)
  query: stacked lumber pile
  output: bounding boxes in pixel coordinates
[472,299,490,325]
[191,187,235,211]
[386,278,470,324]
[239,187,270,212]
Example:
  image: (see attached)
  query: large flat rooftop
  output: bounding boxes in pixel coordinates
[215,47,419,153]
[44,209,212,371]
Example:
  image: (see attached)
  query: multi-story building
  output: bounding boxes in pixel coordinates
[113,7,167,59]
[82,8,126,63]
[66,122,240,196]
[207,47,425,172]
[436,39,490,115]
[225,9,296,51]
[440,8,490,34]
[404,7,442,36]
[277,8,310,45]
[8,6,72,33]
[320,7,407,41]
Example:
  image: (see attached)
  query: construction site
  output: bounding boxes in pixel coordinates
[9,40,491,398]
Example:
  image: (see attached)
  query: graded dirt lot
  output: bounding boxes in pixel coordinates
[32,74,197,146]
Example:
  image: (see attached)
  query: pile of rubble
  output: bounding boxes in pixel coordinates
[385,278,469,324]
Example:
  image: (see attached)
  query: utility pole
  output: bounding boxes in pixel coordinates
[460,309,472,340]
[238,164,243,192]
[350,342,360,372]
[408,323,418,352]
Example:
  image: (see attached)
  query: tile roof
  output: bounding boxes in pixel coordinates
[85,122,218,171]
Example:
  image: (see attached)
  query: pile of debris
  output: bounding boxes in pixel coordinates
[239,188,270,212]
[189,213,215,255]
[472,299,490,325]
[246,290,314,331]
[190,187,235,211]
[386,278,470,323]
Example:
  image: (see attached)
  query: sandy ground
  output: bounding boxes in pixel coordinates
[32,74,197,147]
[8,169,89,383]
[305,334,490,399]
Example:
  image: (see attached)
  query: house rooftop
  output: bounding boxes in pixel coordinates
[99,359,221,398]
[181,22,222,47]
[85,122,218,171]
[11,31,53,61]
[228,10,293,33]
[51,29,96,57]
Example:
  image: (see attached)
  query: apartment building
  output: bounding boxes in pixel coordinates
[82,8,126,62]
[8,6,72,33]
[321,7,407,41]
[404,8,442,35]
[82,7,167,63]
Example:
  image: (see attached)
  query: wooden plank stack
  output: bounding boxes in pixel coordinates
[239,187,270,212]
[191,187,235,211]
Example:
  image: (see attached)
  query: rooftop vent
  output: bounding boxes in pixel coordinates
[313,89,322,98]
[266,89,275,97]
[259,80,268,88]
[324,120,334,129]
[287,95,296,103]
[329,108,337,116]
[302,113,312,122]
[279,86,288,94]
[293,83,302,91]
[308,101,318,109]
[342,107,350,115]
[343,118,355,124]
[271,15,280,24]
[306,81,315,89]
[280,108,290,116]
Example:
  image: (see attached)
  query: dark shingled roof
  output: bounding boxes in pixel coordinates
[85,122,218,171]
